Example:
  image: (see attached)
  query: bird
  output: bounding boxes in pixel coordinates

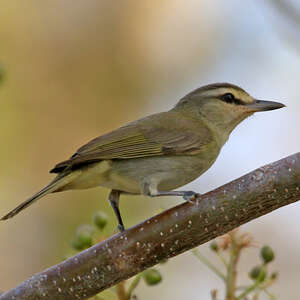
[1,83,285,231]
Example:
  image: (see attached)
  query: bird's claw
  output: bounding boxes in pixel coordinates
[118,224,125,232]
[183,191,200,203]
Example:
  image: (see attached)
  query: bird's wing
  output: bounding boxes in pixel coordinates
[50,112,213,173]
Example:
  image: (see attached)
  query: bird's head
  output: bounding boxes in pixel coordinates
[174,83,285,137]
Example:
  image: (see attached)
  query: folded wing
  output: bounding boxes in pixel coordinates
[50,112,213,173]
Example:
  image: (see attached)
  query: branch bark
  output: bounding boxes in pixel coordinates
[1,152,300,300]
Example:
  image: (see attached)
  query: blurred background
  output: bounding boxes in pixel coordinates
[0,1,299,299]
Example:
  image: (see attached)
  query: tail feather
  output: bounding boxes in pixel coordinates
[1,171,80,221]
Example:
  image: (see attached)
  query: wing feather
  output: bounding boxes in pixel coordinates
[50,112,213,173]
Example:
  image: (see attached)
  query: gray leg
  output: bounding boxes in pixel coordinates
[141,182,200,203]
[152,190,200,202]
[108,190,125,232]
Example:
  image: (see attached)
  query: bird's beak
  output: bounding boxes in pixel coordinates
[246,99,286,112]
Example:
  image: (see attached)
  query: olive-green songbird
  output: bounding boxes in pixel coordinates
[1,83,285,231]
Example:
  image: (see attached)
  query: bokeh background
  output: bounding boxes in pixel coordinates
[0,1,300,299]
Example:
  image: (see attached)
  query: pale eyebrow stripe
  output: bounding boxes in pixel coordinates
[199,88,238,97]
[190,83,246,94]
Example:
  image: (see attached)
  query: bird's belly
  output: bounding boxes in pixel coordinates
[106,153,218,193]
[63,146,219,194]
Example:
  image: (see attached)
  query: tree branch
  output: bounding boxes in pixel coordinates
[1,152,300,300]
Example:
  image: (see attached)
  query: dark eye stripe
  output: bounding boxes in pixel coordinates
[220,93,244,105]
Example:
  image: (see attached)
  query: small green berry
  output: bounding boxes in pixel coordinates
[261,245,275,264]
[72,225,94,250]
[210,241,218,252]
[271,272,278,280]
[249,266,266,282]
[143,269,162,285]
[93,211,108,230]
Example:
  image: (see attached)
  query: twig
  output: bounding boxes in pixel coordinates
[216,251,228,268]
[192,249,226,281]
[262,288,277,300]
[116,282,127,300]
[225,232,241,300]
[236,267,266,300]
[0,152,299,300]
[211,289,218,300]
[126,274,142,300]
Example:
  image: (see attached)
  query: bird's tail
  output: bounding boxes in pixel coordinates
[1,171,80,221]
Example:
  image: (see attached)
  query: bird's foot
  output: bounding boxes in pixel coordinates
[183,191,201,203]
[117,223,125,232]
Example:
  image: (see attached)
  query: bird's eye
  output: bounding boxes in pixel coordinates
[221,93,235,103]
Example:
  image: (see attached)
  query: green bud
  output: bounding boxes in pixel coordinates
[143,269,162,285]
[210,241,218,252]
[72,225,94,250]
[249,266,266,282]
[271,272,278,280]
[260,245,275,264]
[93,211,108,230]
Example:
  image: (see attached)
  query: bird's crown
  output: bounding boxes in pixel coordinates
[177,82,254,107]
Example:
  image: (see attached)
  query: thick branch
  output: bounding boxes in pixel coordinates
[1,152,300,300]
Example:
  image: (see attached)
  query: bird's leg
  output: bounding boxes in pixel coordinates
[153,191,200,203]
[108,190,125,232]
[142,182,200,203]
